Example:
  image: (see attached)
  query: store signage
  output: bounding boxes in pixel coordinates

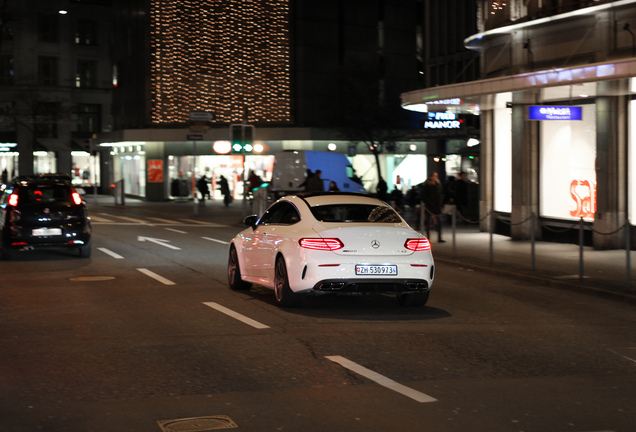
[422,112,462,130]
[147,160,164,183]
[528,106,582,121]
[570,179,596,219]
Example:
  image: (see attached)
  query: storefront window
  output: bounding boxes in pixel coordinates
[540,103,596,221]
[629,99,636,224]
[494,92,512,212]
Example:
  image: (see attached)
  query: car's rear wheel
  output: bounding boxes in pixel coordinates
[1,243,11,260]
[274,256,303,307]
[228,245,251,290]
[78,239,92,258]
[397,291,429,307]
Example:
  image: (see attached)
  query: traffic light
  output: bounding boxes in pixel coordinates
[231,125,243,154]
[229,124,256,153]
[243,125,253,153]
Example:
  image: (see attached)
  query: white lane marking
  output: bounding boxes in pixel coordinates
[165,227,187,234]
[148,217,178,224]
[98,248,124,259]
[203,302,270,329]
[325,355,437,403]
[89,215,115,223]
[202,237,230,245]
[137,236,181,250]
[137,268,176,285]
[179,218,228,227]
[117,216,149,223]
[179,218,215,225]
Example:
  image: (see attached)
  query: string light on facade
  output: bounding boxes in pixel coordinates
[491,1,507,14]
[150,0,291,124]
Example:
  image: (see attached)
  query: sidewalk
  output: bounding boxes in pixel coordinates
[85,194,636,303]
[428,220,636,303]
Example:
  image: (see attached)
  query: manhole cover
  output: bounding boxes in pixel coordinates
[157,416,238,432]
[69,276,116,282]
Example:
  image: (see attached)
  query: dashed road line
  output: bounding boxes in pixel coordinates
[148,217,179,224]
[325,355,437,403]
[202,237,230,245]
[203,302,270,329]
[89,215,115,223]
[116,216,149,223]
[165,227,187,234]
[98,247,124,259]
[137,268,176,285]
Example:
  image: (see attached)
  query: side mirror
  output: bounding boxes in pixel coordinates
[243,214,259,227]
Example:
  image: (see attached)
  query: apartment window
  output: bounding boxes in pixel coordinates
[38,56,58,86]
[76,60,96,88]
[37,14,59,43]
[0,56,14,85]
[73,104,101,133]
[75,19,97,45]
[35,103,60,139]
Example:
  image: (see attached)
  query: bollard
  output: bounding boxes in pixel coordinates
[626,218,632,291]
[531,212,536,272]
[451,205,457,259]
[489,211,494,265]
[579,217,584,281]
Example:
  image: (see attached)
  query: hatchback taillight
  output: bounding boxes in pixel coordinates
[71,192,82,205]
[299,238,344,251]
[7,193,18,207]
[404,238,431,251]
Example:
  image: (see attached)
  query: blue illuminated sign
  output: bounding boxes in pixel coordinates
[422,112,462,129]
[528,106,582,121]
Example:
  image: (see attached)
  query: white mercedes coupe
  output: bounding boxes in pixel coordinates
[227,193,435,307]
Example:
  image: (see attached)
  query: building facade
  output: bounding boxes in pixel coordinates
[0,0,113,187]
[402,0,636,249]
[101,0,479,201]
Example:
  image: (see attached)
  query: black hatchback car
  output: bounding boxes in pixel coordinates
[0,176,92,259]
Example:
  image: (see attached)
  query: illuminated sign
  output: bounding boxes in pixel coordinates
[528,106,582,121]
[570,179,596,219]
[422,112,462,130]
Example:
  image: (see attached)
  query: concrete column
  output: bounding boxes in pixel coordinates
[510,90,540,240]
[56,150,72,176]
[594,80,627,250]
[16,123,34,177]
[479,96,494,232]
[144,141,167,202]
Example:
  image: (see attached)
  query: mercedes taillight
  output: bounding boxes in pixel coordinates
[404,238,431,251]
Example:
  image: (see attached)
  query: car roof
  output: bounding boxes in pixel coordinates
[283,192,387,207]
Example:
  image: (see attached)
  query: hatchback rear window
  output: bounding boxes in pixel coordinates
[18,185,71,204]
[310,204,401,223]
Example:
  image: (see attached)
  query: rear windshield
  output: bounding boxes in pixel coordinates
[310,204,401,223]
[18,184,72,205]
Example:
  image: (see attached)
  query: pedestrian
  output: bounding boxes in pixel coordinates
[218,175,232,206]
[328,180,339,192]
[306,169,324,192]
[455,171,469,217]
[422,171,444,242]
[197,175,210,203]
[298,169,313,190]
[376,176,388,201]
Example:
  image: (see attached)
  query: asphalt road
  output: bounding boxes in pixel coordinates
[1,201,636,432]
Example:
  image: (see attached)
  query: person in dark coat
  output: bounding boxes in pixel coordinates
[376,177,388,201]
[197,175,210,202]
[306,169,324,192]
[422,171,444,242]
[218,175,232,206]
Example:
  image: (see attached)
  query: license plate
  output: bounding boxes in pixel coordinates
[355,265,397,275]
[32,228,62,236]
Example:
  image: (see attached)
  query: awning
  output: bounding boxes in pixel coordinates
[401,58,636,114]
